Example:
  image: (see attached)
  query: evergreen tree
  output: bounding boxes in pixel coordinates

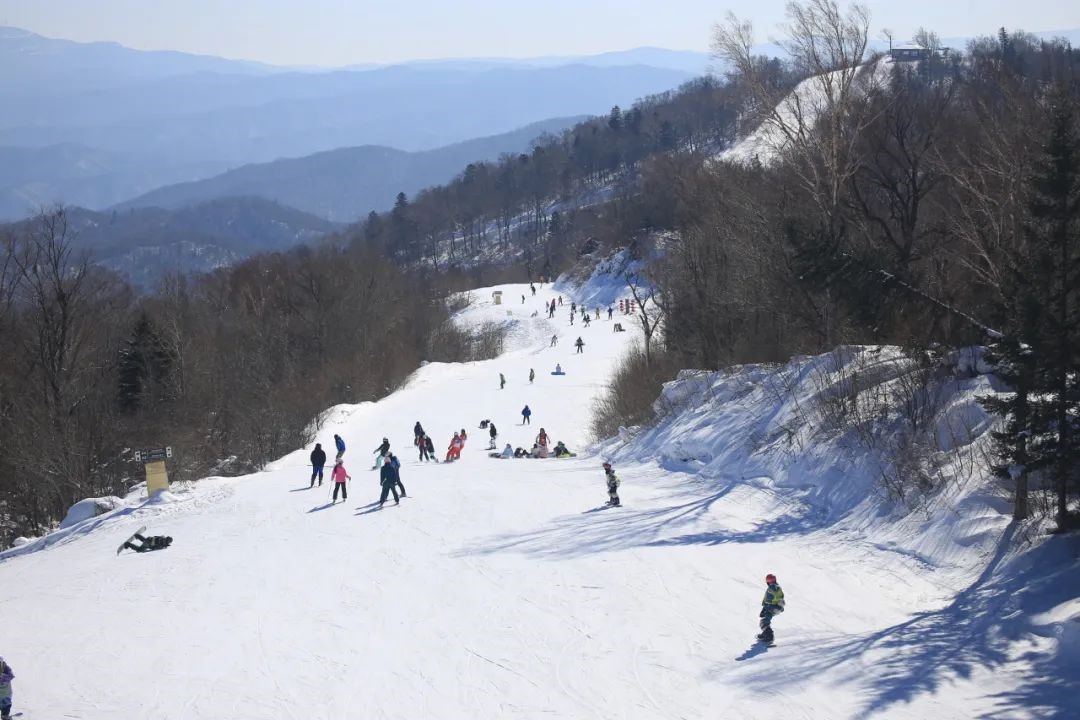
[117,314,172,413]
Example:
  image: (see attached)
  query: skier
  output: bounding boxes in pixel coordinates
[530,283,536,296]
[388,454,407,497]
[583,314,591,327]
[445,432,463,462]
[529,368,535,384]
[424,435,436,461]
[378,456,400,507]
[570,312,574,326]
[0,656,13,720]
[522,294,526,304]
[334,433,346,461]
[373,437,391,466]
[757,574,786,644]
[500,373,506,389]
[331,458,351,503]
[119,532,173,554]
[575,337,585,353]
[521,405,532,425]
[413,421,425,444]
[595,307,601,320]
[309,442,326,488]
[608,306,613,320]
[488,422,498,450]
[571,301,576,314]
[603,462,620,506]
[550,334,558,347]
[558,295,563,306]
[418,433,431,462]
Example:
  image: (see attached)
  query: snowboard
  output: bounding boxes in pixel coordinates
[116,525,148,555]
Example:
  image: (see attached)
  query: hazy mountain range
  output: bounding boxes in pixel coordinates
[0,26,702,221]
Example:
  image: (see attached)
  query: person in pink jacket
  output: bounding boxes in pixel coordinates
[445,432,463,462]
[331,458,351,503]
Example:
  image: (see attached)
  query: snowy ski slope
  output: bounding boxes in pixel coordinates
[1,273,1076,719]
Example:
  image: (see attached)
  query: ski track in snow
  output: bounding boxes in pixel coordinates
[0,276,1072,719]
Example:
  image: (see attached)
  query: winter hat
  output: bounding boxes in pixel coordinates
[335,458,343,465]
[765,573,777,584]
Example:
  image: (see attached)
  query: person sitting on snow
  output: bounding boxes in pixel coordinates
[554,441,572,458]
[0,656,14,720]
[553,363,564,375]
[500,443,514,459]
[514,447,530,458]
[757,574,786,644]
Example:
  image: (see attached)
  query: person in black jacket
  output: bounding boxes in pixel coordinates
[488,422,498,449]
[374,437,391,461]
[309,443,326,487]
[413,422,424,442]
[379,458,401,507]
[418,433,431,462]
[424,435,436,460]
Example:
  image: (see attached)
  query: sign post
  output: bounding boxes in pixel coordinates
[134,446,172,497]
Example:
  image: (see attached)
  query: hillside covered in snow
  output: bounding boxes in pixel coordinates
[2,275,1076,720]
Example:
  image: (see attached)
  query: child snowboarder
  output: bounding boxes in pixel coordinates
[554,441,573,458]
[603,462,620,506]
[334,433,346,461]
[0,656,13,720]
[424,435,436,461]
[372,437,390,468]
[757,573,785,644]
[575,337,585,353]
[331,458,351,503]
[310,442,326,488]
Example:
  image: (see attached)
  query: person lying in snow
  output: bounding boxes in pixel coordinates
[119,532,173,554]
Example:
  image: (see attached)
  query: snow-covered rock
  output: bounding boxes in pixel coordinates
[59,496,124,529]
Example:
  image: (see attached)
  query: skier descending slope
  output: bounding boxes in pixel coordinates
[309,443,326,488]
[388,454,407,497]
[331,458,351,504]
[757,574,785,644]
[445,432,463,462]
[378,456,401,507]
[372,437,390,469]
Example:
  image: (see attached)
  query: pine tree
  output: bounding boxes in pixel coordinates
[117,314,172,413]
[1024,88,1080,528]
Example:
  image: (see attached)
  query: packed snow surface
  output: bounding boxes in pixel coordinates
[2,277,1076,719]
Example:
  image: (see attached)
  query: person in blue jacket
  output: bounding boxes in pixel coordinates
[521,405,532,425]
[334,434,346,461]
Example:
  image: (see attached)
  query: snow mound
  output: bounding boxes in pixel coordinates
[60,496,125,529]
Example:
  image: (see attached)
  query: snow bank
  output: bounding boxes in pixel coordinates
[553,247,648,309]
[60,496,124,529]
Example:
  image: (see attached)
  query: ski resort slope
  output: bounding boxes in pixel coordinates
[1,279,1073,719]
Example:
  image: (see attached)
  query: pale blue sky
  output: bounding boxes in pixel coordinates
[2,0,1077,66]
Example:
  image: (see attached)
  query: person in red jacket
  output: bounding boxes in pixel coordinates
[446,432,464,462]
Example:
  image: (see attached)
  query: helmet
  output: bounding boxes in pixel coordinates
[602,462,612,470]
[765,573,777,584]
[383,437,388,442]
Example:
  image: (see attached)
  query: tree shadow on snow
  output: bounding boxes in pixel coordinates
[725,525,1080,719]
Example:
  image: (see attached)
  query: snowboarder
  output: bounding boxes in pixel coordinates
[331,458,351,503]
[413,421,425,443]
[583,314,591,327]
[514,446,530,458]
[119,532,173,554]
[596,307,601,320]
[445,432,463,462]
[500,443,514,458]
[459,428,468,444]
[310,443,326,488]
[418,433,431,462]
[388,454,406,497]
[551,334,558,347]
[378,456,401,506]
[575,337,585,353]
[530,284,536,296]
[522,294,526,304]
[757,574,785,644]
[558,295,563,306]
[373,437,390,461]
[521,405,532,425]
[571,301,576,314]
[424,435,436,460]
[603,462,620,506]
[499,373,506,389]
[488,422,498,449]
[0,656,13,720]
[554,441,573,458]
[553,363,564,375]
[334,434,346,461]
[529,368,535,384]
[569,312,574,326]
[608,306,613,320]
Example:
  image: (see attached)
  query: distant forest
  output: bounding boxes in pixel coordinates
[2,0,1079,542]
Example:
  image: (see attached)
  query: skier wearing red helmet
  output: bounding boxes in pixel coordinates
[757,573,785,644]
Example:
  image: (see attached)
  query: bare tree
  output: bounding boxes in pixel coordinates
[624,270,666,367]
